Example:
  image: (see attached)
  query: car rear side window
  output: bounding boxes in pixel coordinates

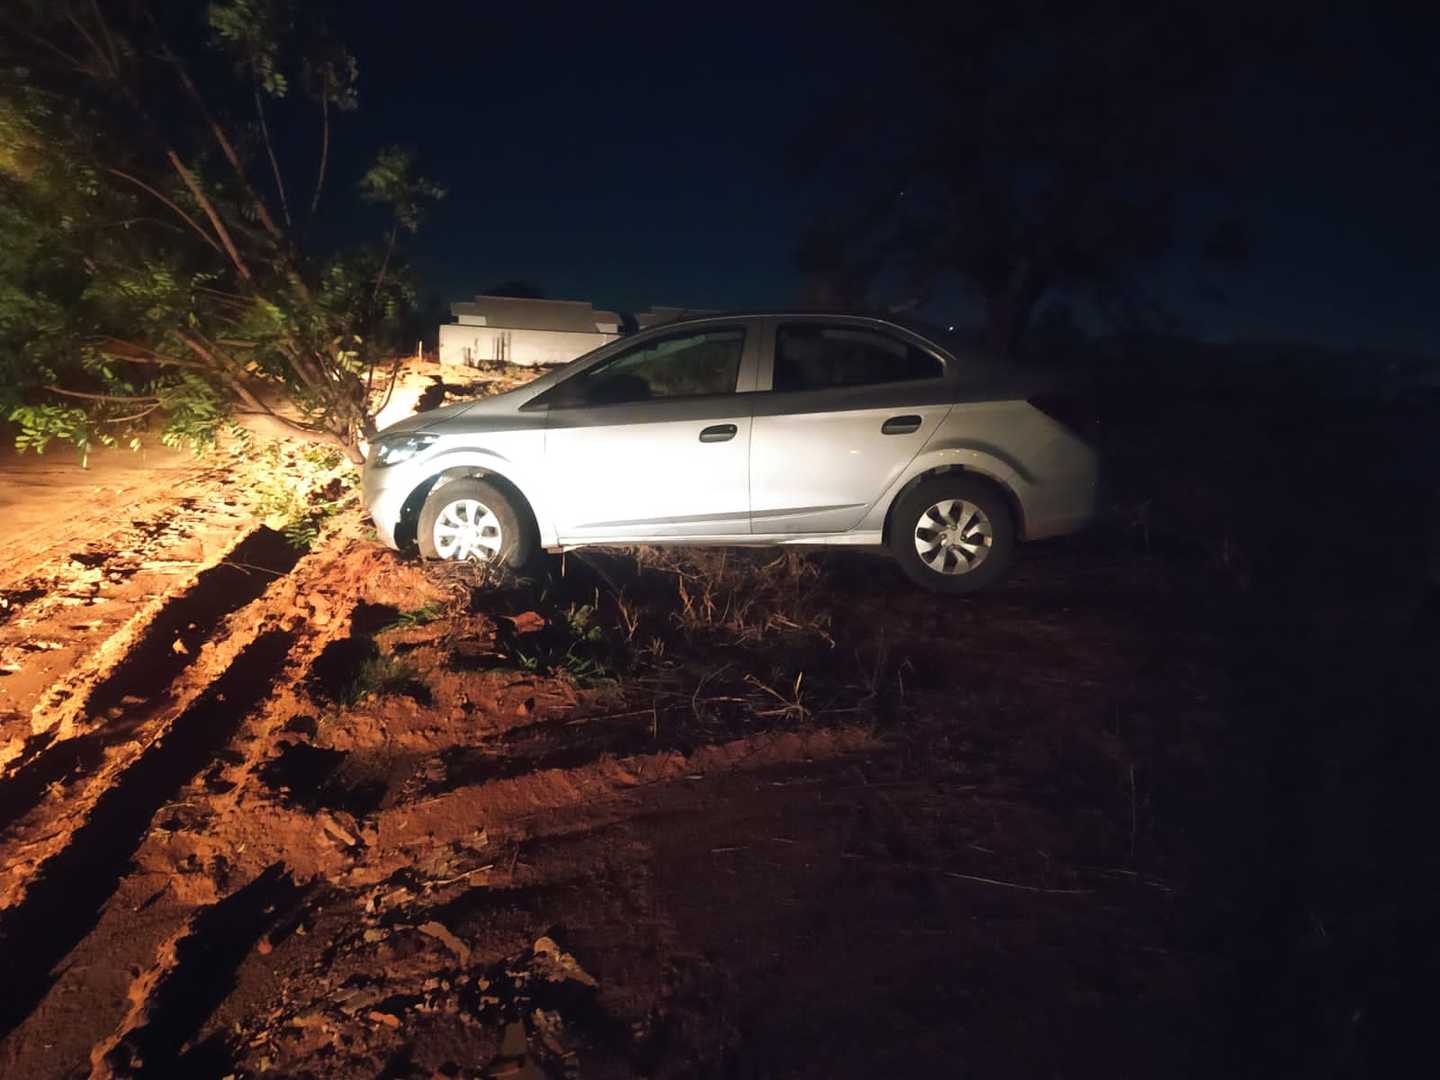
[773,324,943,392]
[575,327,745,404]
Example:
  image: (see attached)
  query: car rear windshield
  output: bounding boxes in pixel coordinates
[774,324,944,392]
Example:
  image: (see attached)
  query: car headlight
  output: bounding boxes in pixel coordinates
[370,432,437,467]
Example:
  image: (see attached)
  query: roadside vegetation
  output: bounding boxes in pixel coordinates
[1,1,442,464]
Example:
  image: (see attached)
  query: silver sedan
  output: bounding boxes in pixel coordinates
[361,312,1099,593]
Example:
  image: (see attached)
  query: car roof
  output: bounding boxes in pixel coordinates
[646,308,924,327]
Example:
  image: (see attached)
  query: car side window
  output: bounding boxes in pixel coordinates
[773,324,943,392]
[569,328,746,405]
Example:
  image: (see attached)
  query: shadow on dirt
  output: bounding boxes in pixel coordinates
[0,585,45,627]
[426,715,664,794]
[304,602,434,708]
[0,528,300,839]
[89,526,301,717]
[98,862,309,1079]
[259,741,388,818]
[0,630,294,1040]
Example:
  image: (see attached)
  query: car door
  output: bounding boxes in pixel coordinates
[749,318,954,534]
[537,323,758,540]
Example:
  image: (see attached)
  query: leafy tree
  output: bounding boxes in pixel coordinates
[0,0,442,463]
[792,1,1293,358]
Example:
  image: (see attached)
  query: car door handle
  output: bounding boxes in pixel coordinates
[881,415,923,435]
[699,423,738,443]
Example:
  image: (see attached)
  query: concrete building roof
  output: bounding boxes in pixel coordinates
[450,295,620,334]
[635,305,719,329]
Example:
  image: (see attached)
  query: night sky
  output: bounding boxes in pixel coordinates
[334,3,1438,356]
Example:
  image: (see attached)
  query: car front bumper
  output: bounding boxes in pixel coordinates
[360,462,412,549]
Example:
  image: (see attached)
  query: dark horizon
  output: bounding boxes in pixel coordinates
[329,3,1439,358]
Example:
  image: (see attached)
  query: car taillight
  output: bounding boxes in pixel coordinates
[1029,393,1100,445]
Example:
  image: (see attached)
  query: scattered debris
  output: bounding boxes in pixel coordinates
[484,1020,548,1079]
[317,812,360,849]
[504,611,546,635]
[530,936,597,988]
[418,920,472,965]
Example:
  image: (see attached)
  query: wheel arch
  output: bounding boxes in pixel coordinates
[395,463,545,551]
[880,463,1028,546]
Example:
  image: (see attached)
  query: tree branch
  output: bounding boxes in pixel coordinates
[65,10,114,79]
[45,386,159,403]
[372,222,398,301]
[309,93,329,224]
[2,18,102,80]
[255,88,292,229]
[93,339,213,371]
[174,333,305,429]
[89,0,122,76]
[104,168,225,255]
[164,151,253,280]
[159,46,285,244]
[102,404,163,424]
[373,354,405,419]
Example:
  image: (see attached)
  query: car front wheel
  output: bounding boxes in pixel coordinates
[890,475,1016,594]
[417,477,534,568]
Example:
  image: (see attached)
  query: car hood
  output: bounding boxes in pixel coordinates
[372,383,529,437]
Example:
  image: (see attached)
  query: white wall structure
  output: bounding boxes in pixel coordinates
[634,305,717,329]
[438,295,622,368]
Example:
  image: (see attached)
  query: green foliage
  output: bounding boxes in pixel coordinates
[157,374,227,452]
[340,653,421,705]
[360,148,447,234]
[564,601,605,645]
[301,444,345,471]
[252,439,353,549]
[302,48,359,112]
[508,593,616,686]
[386,604,446,630]
[8,404,90,456]
[0,2,444,464]
[208,0,292,97]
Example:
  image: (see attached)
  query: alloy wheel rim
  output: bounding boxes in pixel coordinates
[433,498,503,561]
[914,499,992,575]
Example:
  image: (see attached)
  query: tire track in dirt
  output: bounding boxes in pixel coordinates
[57,599,875,1074]
[76,732,878,1077]
[1,520,889,1075]
[0,526,303,837]
[0,444,351,768]
[0,628,295,1040]
[0,532,426,1075]
[0,530,387,912]
[87,863,310,1080]
[0,491,233,669]
[362,728,879,873]
[0,492,246,749]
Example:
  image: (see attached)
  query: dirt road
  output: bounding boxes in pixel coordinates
[0,362,1285,1077]
[0,455,1218,1077]
[3,362,1434,1077]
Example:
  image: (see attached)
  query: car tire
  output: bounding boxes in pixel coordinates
[889,475,1016,594]
[417,477,535,568]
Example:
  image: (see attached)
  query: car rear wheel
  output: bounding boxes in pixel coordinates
[890,475,1016,594]
[417,478,534,568]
